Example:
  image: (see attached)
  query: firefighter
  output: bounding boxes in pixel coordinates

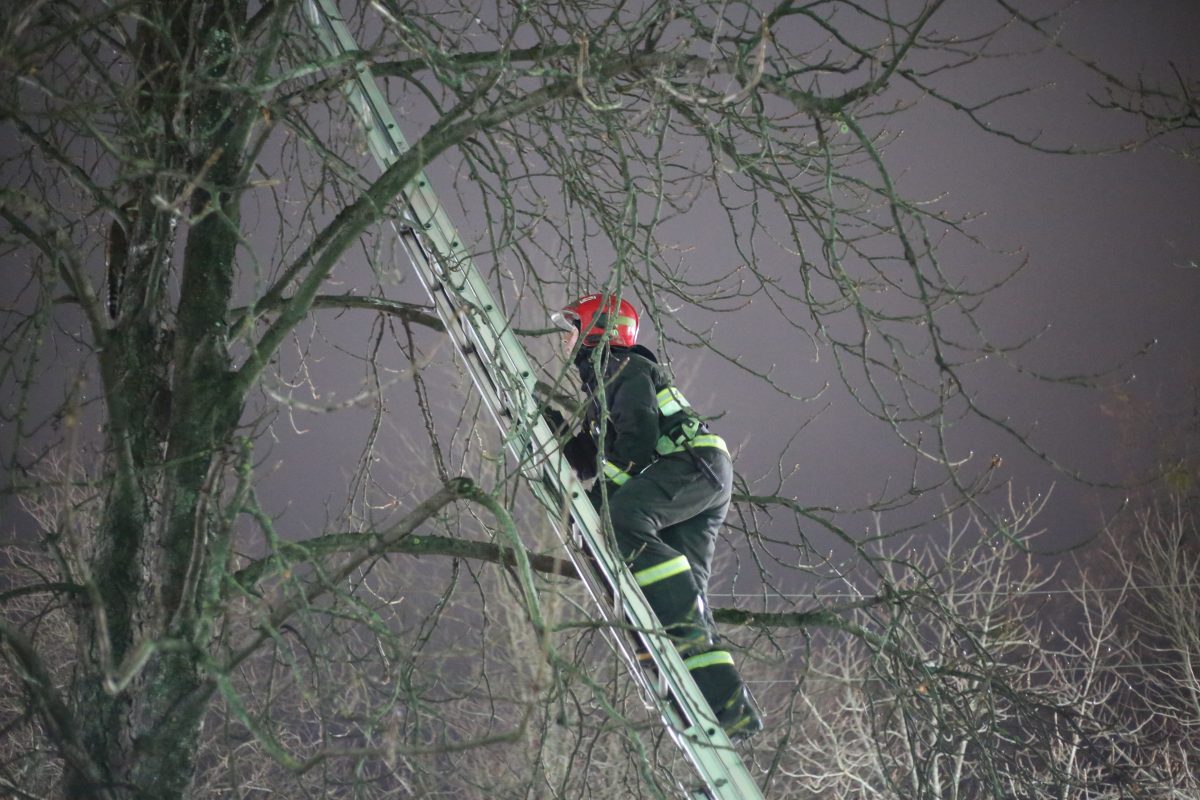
[547,292,763,740]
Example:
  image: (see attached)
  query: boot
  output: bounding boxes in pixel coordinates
[638,582,713,656]
[665,599,713,656]
[684,650,764,741]
[636,598,713,666]
[714,684,764,741]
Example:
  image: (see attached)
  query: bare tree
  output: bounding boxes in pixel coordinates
[752,493,1064,799]
[0,2,1185,798]
[995,0,1200,167]
[736,490,1200,799]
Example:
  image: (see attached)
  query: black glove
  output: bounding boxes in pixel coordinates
[542,406,569,434]
[586,477,623,508]
[542,406,598,479]
[562,433,598,480]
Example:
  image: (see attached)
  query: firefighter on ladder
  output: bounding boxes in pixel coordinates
[547,293,763,740]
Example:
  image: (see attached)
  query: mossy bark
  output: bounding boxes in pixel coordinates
[66,3,250,797]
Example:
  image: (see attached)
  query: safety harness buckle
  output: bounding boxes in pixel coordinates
[655,416,703,456]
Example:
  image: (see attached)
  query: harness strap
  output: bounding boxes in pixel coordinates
[654,385,728,456]
[656,432,728,457]
[602,385,726,487]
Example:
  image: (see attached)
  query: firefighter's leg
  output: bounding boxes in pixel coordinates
[658,449,762,739]
[658,446,730,629]
[659,500,723,634]
[684,650,764,741]
[604,456,726,650]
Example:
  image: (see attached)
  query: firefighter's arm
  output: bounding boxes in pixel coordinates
[563,434,598,480]
[607,366,659,475]
[542,407,598,479]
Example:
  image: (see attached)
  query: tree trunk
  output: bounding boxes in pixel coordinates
[65,2,250,796]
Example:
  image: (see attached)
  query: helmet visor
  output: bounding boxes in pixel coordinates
[550,308,580,331]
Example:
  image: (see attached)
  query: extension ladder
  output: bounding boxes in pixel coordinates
[303,4,765,797]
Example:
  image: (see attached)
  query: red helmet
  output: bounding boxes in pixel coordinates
[552,293,639,348]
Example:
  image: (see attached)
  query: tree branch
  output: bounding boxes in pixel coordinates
[234,521,904,635]
[0,622,113,799]
[235,530,578,589]
[228,293,446,337]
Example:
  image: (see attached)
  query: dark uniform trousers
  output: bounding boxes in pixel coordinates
[598,444,752,726]
[601,446,732,638]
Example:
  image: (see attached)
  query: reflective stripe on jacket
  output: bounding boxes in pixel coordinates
[576,345,726,481]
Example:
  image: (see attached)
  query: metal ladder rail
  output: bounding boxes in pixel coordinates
[299,4,762,796]
[301,4,765,798]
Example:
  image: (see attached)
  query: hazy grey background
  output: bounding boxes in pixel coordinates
[3,2,1196,596]
[627,2,1200,561]
[247,3,1199,579]
[238,4,1195,599]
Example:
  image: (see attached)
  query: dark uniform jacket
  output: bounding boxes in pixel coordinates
[562,344,671,481]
